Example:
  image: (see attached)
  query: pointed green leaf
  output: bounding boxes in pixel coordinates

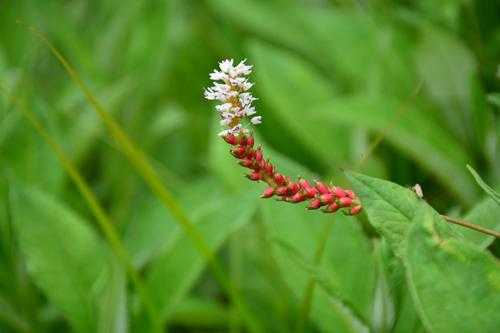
[346,172,456,257]
[467,165,500,205]
[405,207,500,333]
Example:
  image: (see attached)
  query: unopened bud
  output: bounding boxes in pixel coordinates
[320,193,334,204]
[332,187,346,198]
[345,190,356,199]
[315,181,330,194]
[274,173,286,185]
[231,146,247,158]
[288,182,300,194]
[246,136,255,147]
[338,197,353,207]
[275,187,288,196]
[299,179,311,189]
[255,148,263,162]
[247,172,261,181]
[324,203,340,213]
[223,134,237,145]
[307,198,322,210]
[289,192,306,203]
[261,187,275,198]
[350,205,362,215]
[304,187,318,198]
[264,161,274,174]
[239,158,254,168]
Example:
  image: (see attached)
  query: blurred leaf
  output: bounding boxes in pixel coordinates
[487,93,500,108]
[145,192,257,324]
[315,98,477,204]
[208,0,375,84]
[98,260,128,333]
[346,172,456,257]
[249,40,351,166]
[466,164,500,205]
[404,207,500,333]
[11,187,112,333]
[262,203,373,333]
[416,26,477,141]
[168,297,231,329]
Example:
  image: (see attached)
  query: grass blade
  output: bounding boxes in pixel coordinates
[466,164,500,205]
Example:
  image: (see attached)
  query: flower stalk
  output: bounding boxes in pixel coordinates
[204,59,362,216]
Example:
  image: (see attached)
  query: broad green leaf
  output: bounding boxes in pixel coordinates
[249,41,351,166]
[452,198,500,249]
[145,192,257,323]
[405,207,500,333]
[466,165,500,205]
[416,26,477,141]
[262,203,374,333]
[317,99,477,204]
[11,187,112,333]
[346,172,457,257]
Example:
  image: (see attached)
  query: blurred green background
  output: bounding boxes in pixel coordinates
[0,0,499,332]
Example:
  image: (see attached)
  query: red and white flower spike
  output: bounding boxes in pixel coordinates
[204,59,362,216]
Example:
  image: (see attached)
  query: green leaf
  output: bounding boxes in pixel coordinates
[207,0,375,83]
[404,207,500,333]
[249,41,351,166]
[145,192,257,323]
[416,26,477,140]
[97,260,128,333]
[346,172,456,257]
[314,98,477,204]
[466,165,500,205]
[11,187,112,333]
[261,200,375,331]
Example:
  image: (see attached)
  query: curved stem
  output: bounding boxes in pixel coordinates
[441,215,500,238]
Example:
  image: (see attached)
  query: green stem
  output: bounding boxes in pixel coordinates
[295,218,336,332]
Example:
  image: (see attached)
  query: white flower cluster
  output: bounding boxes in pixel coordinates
[204,59,262,136]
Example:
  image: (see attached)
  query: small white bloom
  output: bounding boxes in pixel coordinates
[205,59,262,136]
[251,116,262,125]
[219,59,234,73]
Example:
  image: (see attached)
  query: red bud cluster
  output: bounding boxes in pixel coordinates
[223,133,362,216]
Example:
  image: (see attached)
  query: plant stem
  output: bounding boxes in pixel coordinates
[441,215,500,238]
[295,218,336,333]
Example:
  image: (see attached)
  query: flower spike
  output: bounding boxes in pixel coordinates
[204,59,362,216]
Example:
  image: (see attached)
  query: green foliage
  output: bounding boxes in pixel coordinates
[0,0,499,332]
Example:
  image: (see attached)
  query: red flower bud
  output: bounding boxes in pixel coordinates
[324,203,340,213]
[275,187,288,196]
[338,197,353,207]
[299,179,311,189]
[307,198,322,210]
[261,187,275,198]
[304,187,318,198]
[332,187,346,198]
[320,193,334,204]
[288,182,300,194]
[222,134,237,145]
[289,192,305,203]
[255,148,263,162]
[345,190,356,199]
[246,136,255,147]
[239,158,254,168]
[315,181,330,194]
[350,205,362,215]
[247,172,261,181]
[274,173,286,186]
[231,146,247,158]
[264,161,274,174]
